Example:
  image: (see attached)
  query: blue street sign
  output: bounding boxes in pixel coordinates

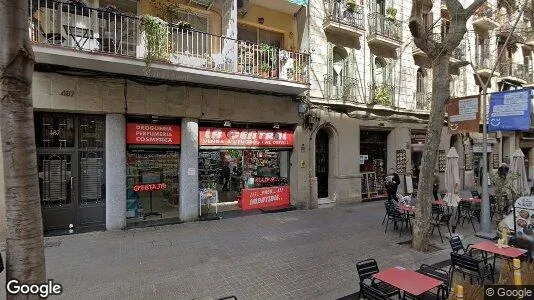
[488,88,532,132]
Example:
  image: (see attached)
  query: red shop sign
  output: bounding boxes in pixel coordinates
[133,183,167,192]
[240,186,290,211]
[199,127,293,148]
[126,123,181,145]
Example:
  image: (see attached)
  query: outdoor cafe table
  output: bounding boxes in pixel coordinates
[461,197,481,203]
[373,266,442,296]
[433,199,447,206]
[399,204,415,213]
[471,241,527,273]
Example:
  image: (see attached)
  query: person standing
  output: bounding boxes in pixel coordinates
[221,162,231,191]
[498,163,509,179]
[433,174,440,200]
[385,168,401,203]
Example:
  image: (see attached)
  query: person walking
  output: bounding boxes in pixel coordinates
[221,162,231,191]
[385,168,401,203]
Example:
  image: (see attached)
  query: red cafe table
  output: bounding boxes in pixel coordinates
[373,266,443,296]
[471,241,528,275]
[461,197,481,204]
[433,199,447,206]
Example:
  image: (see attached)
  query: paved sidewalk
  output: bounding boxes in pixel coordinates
[3,201,485,300]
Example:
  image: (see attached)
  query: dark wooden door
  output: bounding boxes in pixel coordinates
[316,129,329,198]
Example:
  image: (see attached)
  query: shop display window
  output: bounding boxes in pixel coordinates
[199,149,289,213]
[126,151,180,221]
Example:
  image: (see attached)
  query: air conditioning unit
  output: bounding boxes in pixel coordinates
[237,0,249,17]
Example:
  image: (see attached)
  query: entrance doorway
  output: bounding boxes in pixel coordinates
[316,129,329,199]
[360,130,389,199]
[35,114,106,231]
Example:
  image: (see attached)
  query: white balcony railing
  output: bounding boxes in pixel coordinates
[29,0,310,84]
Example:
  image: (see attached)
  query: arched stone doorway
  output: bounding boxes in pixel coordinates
[316,128,330,199]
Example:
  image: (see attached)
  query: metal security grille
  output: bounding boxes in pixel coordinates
[80,152,104,205]
[40,154,71,207]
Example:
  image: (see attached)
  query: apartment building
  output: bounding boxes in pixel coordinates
[22,0,311,232]
[302,0,534,206]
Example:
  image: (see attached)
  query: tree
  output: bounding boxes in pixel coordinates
[409,0,487,251]
[1,0,47,295]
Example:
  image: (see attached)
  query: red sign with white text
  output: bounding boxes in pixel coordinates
[133,183,167,192]
[199,127,293,148]
[127,123,180,145]
[240,186,290,210]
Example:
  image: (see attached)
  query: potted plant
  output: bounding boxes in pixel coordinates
[372,85,391,105]
[270,67,278,78]
[346,0,357,12]
[140,15,170,66]
[204,53,216,69]
[386,7,397,20]
[261,63,271,77]
[177,21,193,31]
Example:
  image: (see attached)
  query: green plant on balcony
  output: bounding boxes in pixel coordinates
[261,63,271,77]
[140,15,170,66]
[204,53,216,69]
[386,7,397,20]
[372,85,392,105]
[346,0,358,12]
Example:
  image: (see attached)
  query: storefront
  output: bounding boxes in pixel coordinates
[125,119,181,224]
[360,129,388,199]
[198,126,293,215]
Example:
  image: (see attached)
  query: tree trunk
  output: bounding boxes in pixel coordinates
[1,0,47,296]
[412,56,450,251]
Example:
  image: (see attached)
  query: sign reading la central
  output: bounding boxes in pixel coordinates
[199,127,294,147]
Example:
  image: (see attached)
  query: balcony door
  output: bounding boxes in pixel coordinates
[332,46,349,98]
[36,114,106,232]
[316,129,329,199]
[237,23,284,48]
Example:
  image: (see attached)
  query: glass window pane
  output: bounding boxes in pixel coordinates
[36,115,75,148]
[79,116,104,149]
[238,24,258,43]
[80,151,104,205]
[258,29,283,48]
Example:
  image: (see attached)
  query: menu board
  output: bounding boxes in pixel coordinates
[514,196,534,237]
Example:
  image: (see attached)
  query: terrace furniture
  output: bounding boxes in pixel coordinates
[356,259,400,299]
[430,213,452,243]
[385,205,411,237]
[457,201,477,232]
[372,266,443,298]
[471,241,528,278]
[382,200,396,225]
[450,252,494,284]
[359,282,394,300]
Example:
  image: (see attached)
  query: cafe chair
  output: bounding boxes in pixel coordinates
[382,200,396,225]
[430,213,452,243]
[385,205,412,237]
[404,264,450,300]
[457,201,477,233]
[356,259,400,299]
[431,204,444,219]
[450,252,494,285]
[359,282,394,300]
[449,236,490,263]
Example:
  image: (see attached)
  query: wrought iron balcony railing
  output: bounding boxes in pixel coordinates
[475,54,494,70]
[414,91,431,110]
[473,3,498,22]
[451,43,466,61]
[368,12,402,42]
[28,0,310,84]
[369,82,396,106]
[498,58,530,82]
[325,0,365,30]
[324,75,362,103]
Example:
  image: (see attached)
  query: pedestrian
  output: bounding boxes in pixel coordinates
[385,168,401,203]
[433,174,440,200]
[498,163,509,179]
[221,162,231,191]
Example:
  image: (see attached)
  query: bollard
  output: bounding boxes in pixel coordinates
[456,285,464,300]
[514,258,522,286]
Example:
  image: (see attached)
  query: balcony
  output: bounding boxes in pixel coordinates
[472,4,500,31]
[323,75,362,104]
[28,0,309,95]
[497,59,530,84]
[414,91,431,111]
[497,12,526,43]
[367,13,402,50]
[475,56,498,78]
[324,0,365,38]
[450,43,466,63]
[369,82,396,106]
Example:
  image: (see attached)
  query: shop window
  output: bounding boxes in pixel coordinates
[237,23,284,48]
[199,149,290,213]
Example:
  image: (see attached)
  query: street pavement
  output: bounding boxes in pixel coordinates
[2,201,487,300]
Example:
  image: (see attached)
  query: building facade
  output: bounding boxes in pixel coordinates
[0,0,533,235]
[301,0,534,207]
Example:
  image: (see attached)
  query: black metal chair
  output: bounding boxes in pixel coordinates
[450,252,494,284]
[404,264,450,300]
[431,203,444,219]
[431,213,452,243]
[356,259,400,299]
[457,201,477,232]
[382,200,396,225]
[385,205,412,237]
[359,282,393,300]
[470,190,480,198]
[449,236,491,263]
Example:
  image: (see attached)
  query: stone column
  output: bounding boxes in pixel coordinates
[179,118,199,221]
[106,114,126,230]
